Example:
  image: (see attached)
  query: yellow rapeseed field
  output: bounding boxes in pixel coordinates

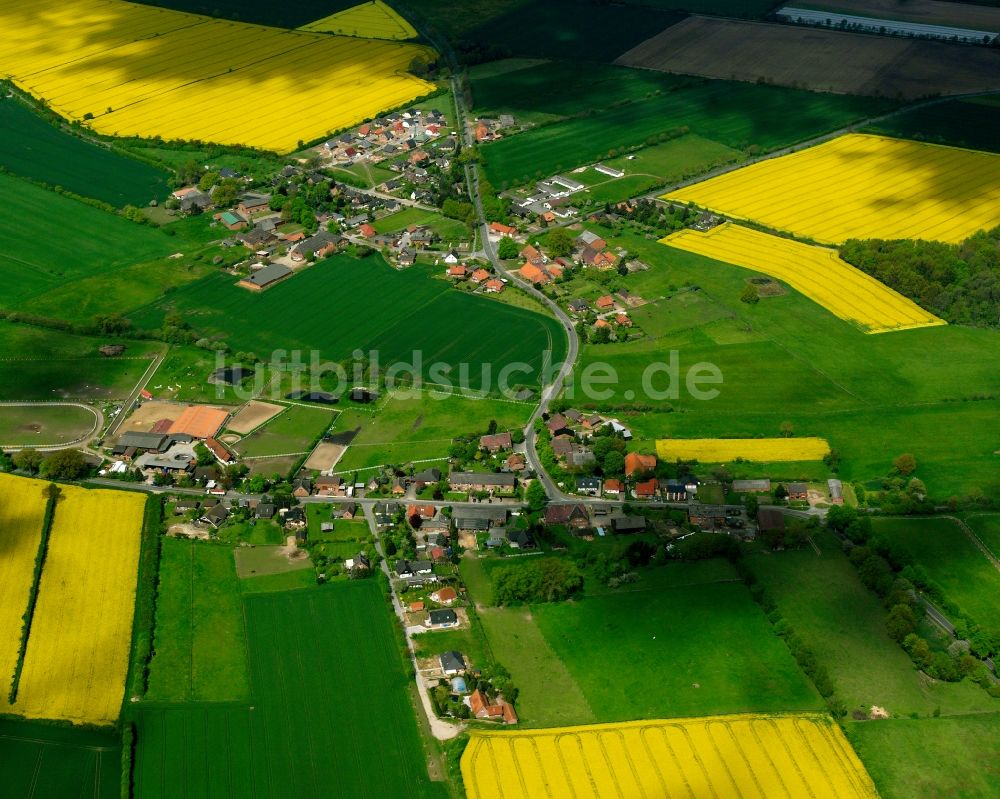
[664,133,1000,244]
[656,437,830,462]
[0,474,50,699]
[0,0,435,153]
[4,485,145,725]
[463,714,878,799]
[300,1,419,40]
[662,223,945,333]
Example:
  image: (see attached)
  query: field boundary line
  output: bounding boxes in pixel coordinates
[941,514,1000,574]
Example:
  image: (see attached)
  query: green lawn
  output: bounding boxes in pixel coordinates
[847,713,1000,799]
[334,390,533,472]
[745,531,998,718]
[146,540,250,702]
[128,254,567,393]
[372,208,470,242]
[233,545,313,579]
[571,224,1000,500]
[872,517,1000,641]
[0,404,96,446]
[478,66,897,186]
[239,568,318,593]
[0,719,119,799]
[233,403,335,458]
[0,99,169,207]
[0,173,174,309]
[306,505,370,541]
[968,514,1000,561]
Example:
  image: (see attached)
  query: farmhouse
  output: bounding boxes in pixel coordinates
[508,529,535,549]
[505,453,526,472]
[468,689,518,724]
[603,478,624,496]
[236,192,271,218]
[484,278,505,293]
[439,651,466,676]
[625,452,657,478]
[480,432,513,453]
[292,477,313,498]
[544,503,590,529]
[612,515,647,533]
[489,221,516,237]
[453,506,508,531]
[828,478,844,505]
[203,437,234,464]
[634,479,658,499]
[733,479,771,493]
[449,471,517,493]
[787,482,809,500]
[425,609,458,628]
[407,504,437,521]
[519,262,550,285]
[689,504,728,530]
[576,230,607,250]
[238,263,293,291]
[200,503,229,528]
[292,231,342,261]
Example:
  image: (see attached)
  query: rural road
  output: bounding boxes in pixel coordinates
[451,75,580,502]
[0,401,104,451]
[104,351,165,441]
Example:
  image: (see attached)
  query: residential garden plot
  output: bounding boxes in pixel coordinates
[871,517,1000,641]
[1,0,435,153]
[661,225,945,332]
[617,16,1000,99]
[0,404,98,447]
[135,582,449,798]
[847,712,1000,799]
[233,545,313,579]
[478,73,895,187]
[745,531,998,717]
[0,474,49,700]
[129,255,567,393]
[531,577,822,721]
[0,718,120,799]
[0,99,169,207]
[665,134,1000,245]
[299,0,417,39]
[306,506,370,541]
[463,714,878,799]
[867,96,1000,155]
[0,173,172,309]
[3,485,145,725]
[333,391,533,472]
[146,540,250,702]
[656,437,830,462]
[233,404,335,458]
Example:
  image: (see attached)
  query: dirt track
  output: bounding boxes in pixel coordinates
[617,17,1000,99]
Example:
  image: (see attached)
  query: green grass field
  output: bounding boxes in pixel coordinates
[847,712,1000,799]
[129,255,566,393]
[146,540,250,702]
[872,517,1000,641]
[0,99,169,207]
[306,505,371,541]
[233,545,313,579]
[572,224,1000,499]
[372,207,470,241]
[134,582,448,798]
[0,719,119,799]
[866,97,1000,155]
[968,514,1000,560]
[0,173,173,309]
[233,404,335,458]
[0,404,96,446]
[333,390,533,471]
[746,531,998,717]
[477,66,896,186]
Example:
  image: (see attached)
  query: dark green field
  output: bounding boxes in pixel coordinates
[867,97,1000,155]
[134,582,447,799]
[0,173,175,309]
[573,225,1000,500]
[477,65,897,185]
[146,540,250,702]
[0,99,169,207]
[128,255,567,391]
[0,719,119,799]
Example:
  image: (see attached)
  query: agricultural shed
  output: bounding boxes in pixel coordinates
[733,479,771,493]
[239,263,292,291]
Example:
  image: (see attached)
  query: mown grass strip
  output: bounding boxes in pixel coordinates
[8,482,60,704]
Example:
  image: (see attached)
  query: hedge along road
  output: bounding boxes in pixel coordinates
[0,401,103,449]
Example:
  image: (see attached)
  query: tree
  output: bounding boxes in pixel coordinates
[602,451,625,477]
[893,453,917,476]
[744,493,759,518]
[198,171,219,191]
[497,236,519,259]
[780,420,795,437]
[740,284,759,304]
[194,443,215,467]
[525,480,547,513]
[40,449,88,480]
[12,448,43,474]
[886,603,917,642]
[545,228,574,258]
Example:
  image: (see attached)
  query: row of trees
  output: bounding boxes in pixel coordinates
[2,448,90,480]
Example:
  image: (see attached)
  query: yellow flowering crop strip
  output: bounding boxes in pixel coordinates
[0,0,435,153]
[664,133,1000,244]
[300,1,418,40]
[661,223,945,333]
[463,713,878,799]
[656,437,830,462]
[0,474,49,698]
[2,485,145,725]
